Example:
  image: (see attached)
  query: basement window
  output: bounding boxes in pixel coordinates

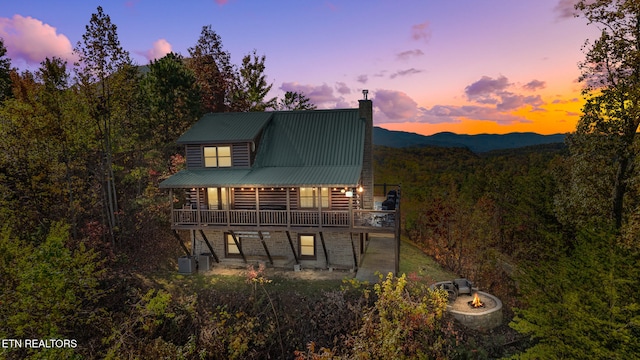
[299,234,316,259]
[225,233,242,258]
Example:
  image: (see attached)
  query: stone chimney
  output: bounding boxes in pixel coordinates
[359,90,374,210]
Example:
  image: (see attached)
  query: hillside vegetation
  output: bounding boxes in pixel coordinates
[3,2,640,358]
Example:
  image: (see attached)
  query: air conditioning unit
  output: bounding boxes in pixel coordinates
[178,256,195,274]
[199,253,212,271]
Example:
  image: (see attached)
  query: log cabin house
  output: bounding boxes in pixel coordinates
[160,94,400,272]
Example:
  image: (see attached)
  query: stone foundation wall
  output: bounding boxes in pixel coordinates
[193,230,359,270]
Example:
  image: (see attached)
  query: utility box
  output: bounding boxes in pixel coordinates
[199,253,212,272]
[178,256,195,274]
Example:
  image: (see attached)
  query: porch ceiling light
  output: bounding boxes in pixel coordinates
[357,185,363,193]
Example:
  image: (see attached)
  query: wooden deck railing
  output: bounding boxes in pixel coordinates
[171,208,395,230]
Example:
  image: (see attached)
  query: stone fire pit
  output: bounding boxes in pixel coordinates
[447,291,502,331]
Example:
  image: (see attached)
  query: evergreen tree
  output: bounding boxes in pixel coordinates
[0,38,11,103]
[74,6,135,246]
[277,91,316,110]
[141,52,201,155]
[237,49,277,111]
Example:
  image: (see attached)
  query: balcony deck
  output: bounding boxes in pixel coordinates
[171,208,397,233]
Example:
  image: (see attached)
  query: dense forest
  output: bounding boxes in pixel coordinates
[2,1,640,359]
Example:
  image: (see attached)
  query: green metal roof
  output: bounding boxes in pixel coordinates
[177,112,273,144]
[159,166,361,188]
[254,109,364,167]
[159,168,250,188]
[161,108,366,188]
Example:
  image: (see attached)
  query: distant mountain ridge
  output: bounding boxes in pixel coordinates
[373,127,566,153]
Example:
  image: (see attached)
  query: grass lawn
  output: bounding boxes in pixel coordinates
[143,268,352,298]
[399,236,457,282]
[143,235,455,295]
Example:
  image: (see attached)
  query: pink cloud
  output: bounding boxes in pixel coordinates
[141,39,172,61]
[554,0,595,19]
[125,0,140,8]
[0,15,75,65]
[411,21,431,43]
[523,79,546,91]
[552,97,579,104]
[389,68,423,79]
[464,75,546,111]
[555,0,579,18]
[465,75,510,103]
[416,104,532,125]
[356,74,368,84]
[280,82,342,108]
[215,0,230,5]
[372,88,536,125]
[335,82,351,95]
[397,49,424,60]
[373,89,418,121]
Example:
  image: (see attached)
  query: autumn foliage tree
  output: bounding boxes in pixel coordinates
[187,25,239,113]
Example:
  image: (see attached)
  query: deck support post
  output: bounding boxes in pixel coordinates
[286,231,300,265]
[319,232,329,268]
[350,232,358,269]
[172,230,190,256]
[258,231,273,265]
[229,230,247,263]
[198,230,219,263]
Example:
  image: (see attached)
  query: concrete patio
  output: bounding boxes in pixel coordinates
[356,233,397,283]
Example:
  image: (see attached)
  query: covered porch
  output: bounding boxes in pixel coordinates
[170,207,396,231]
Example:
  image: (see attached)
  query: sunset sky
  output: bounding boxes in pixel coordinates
[0,0,600,135]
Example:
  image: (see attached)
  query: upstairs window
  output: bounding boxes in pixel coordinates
[299,187,329,209]
[204,146,231,167]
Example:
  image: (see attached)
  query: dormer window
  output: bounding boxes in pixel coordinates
[204,146,231,167]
